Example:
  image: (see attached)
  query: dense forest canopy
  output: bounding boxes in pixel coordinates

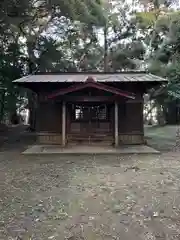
[0,0,180,124]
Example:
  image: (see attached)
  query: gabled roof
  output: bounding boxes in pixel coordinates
[47,78,135,99]
[13,71,168,83]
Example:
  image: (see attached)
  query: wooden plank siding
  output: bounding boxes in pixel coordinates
[36,101,63,145]
[35,100,145,145]
[36,101,62,133]
[37,133,62,145]
[118,100,144,144]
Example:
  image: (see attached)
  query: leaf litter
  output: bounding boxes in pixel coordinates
[1,153,180,239]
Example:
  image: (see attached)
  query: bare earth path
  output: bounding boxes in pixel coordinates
[0,126,180,239]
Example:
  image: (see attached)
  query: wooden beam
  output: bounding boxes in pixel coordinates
[47,81,135,99]
[42,95,143,103]
[115,101,119,147]
[58,96,123,102]
[62,101,66,146]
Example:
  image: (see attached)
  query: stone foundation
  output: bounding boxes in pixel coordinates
[37,133,62,145]
[37,133,144,145]
[119,134,144,145]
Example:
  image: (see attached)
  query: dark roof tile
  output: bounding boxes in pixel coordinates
[13,72,167,83]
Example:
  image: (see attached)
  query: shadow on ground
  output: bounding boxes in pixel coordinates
[145,125,177,152]
[0,124,36,152]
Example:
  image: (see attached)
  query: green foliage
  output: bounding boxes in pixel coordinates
[0,0,105,121]
[0,38,24,121]
[134,2,180,104]
[109,40,146,70]
[36,36,65,72]
[136,11,157,29]
[0,0,180,123]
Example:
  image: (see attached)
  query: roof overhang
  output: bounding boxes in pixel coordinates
[13,72,168,94]
[13,71,168,84]
[47,77,135,99]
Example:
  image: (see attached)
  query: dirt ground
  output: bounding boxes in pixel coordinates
[1,125,180,239]
[144,125,178,152]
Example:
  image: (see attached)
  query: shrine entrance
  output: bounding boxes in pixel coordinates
[67,103,114,145]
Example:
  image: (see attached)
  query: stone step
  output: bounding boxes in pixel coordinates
[68,140,114,146]
[68,137,113,140]
[68,133,114,146]
[68,135,113,140]
[69,133,112,136]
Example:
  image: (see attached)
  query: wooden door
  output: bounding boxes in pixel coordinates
[69,103,112,136]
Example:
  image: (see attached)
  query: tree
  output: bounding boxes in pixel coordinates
[0,0,105,126]
[135,0,180,124]
[2,0,105,128]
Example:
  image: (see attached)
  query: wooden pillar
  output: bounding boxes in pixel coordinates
[62,101,66,146]
[115,101,119,147]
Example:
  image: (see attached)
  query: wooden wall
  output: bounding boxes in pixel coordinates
[35,96,144,145]
[36,101,62,144]
[125,102,144,133]
[118,100,143,133]
[36,101,62,132]
[118,100,144,144]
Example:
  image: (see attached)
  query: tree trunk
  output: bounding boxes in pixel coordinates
[145,101,156,124]
[28,91,37,131]
[176,99,180,124]
[157,103,165,126]
[0,90,5,123]
[166,101,178,125]
[27,42,37,131]
[104,24,108,72]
